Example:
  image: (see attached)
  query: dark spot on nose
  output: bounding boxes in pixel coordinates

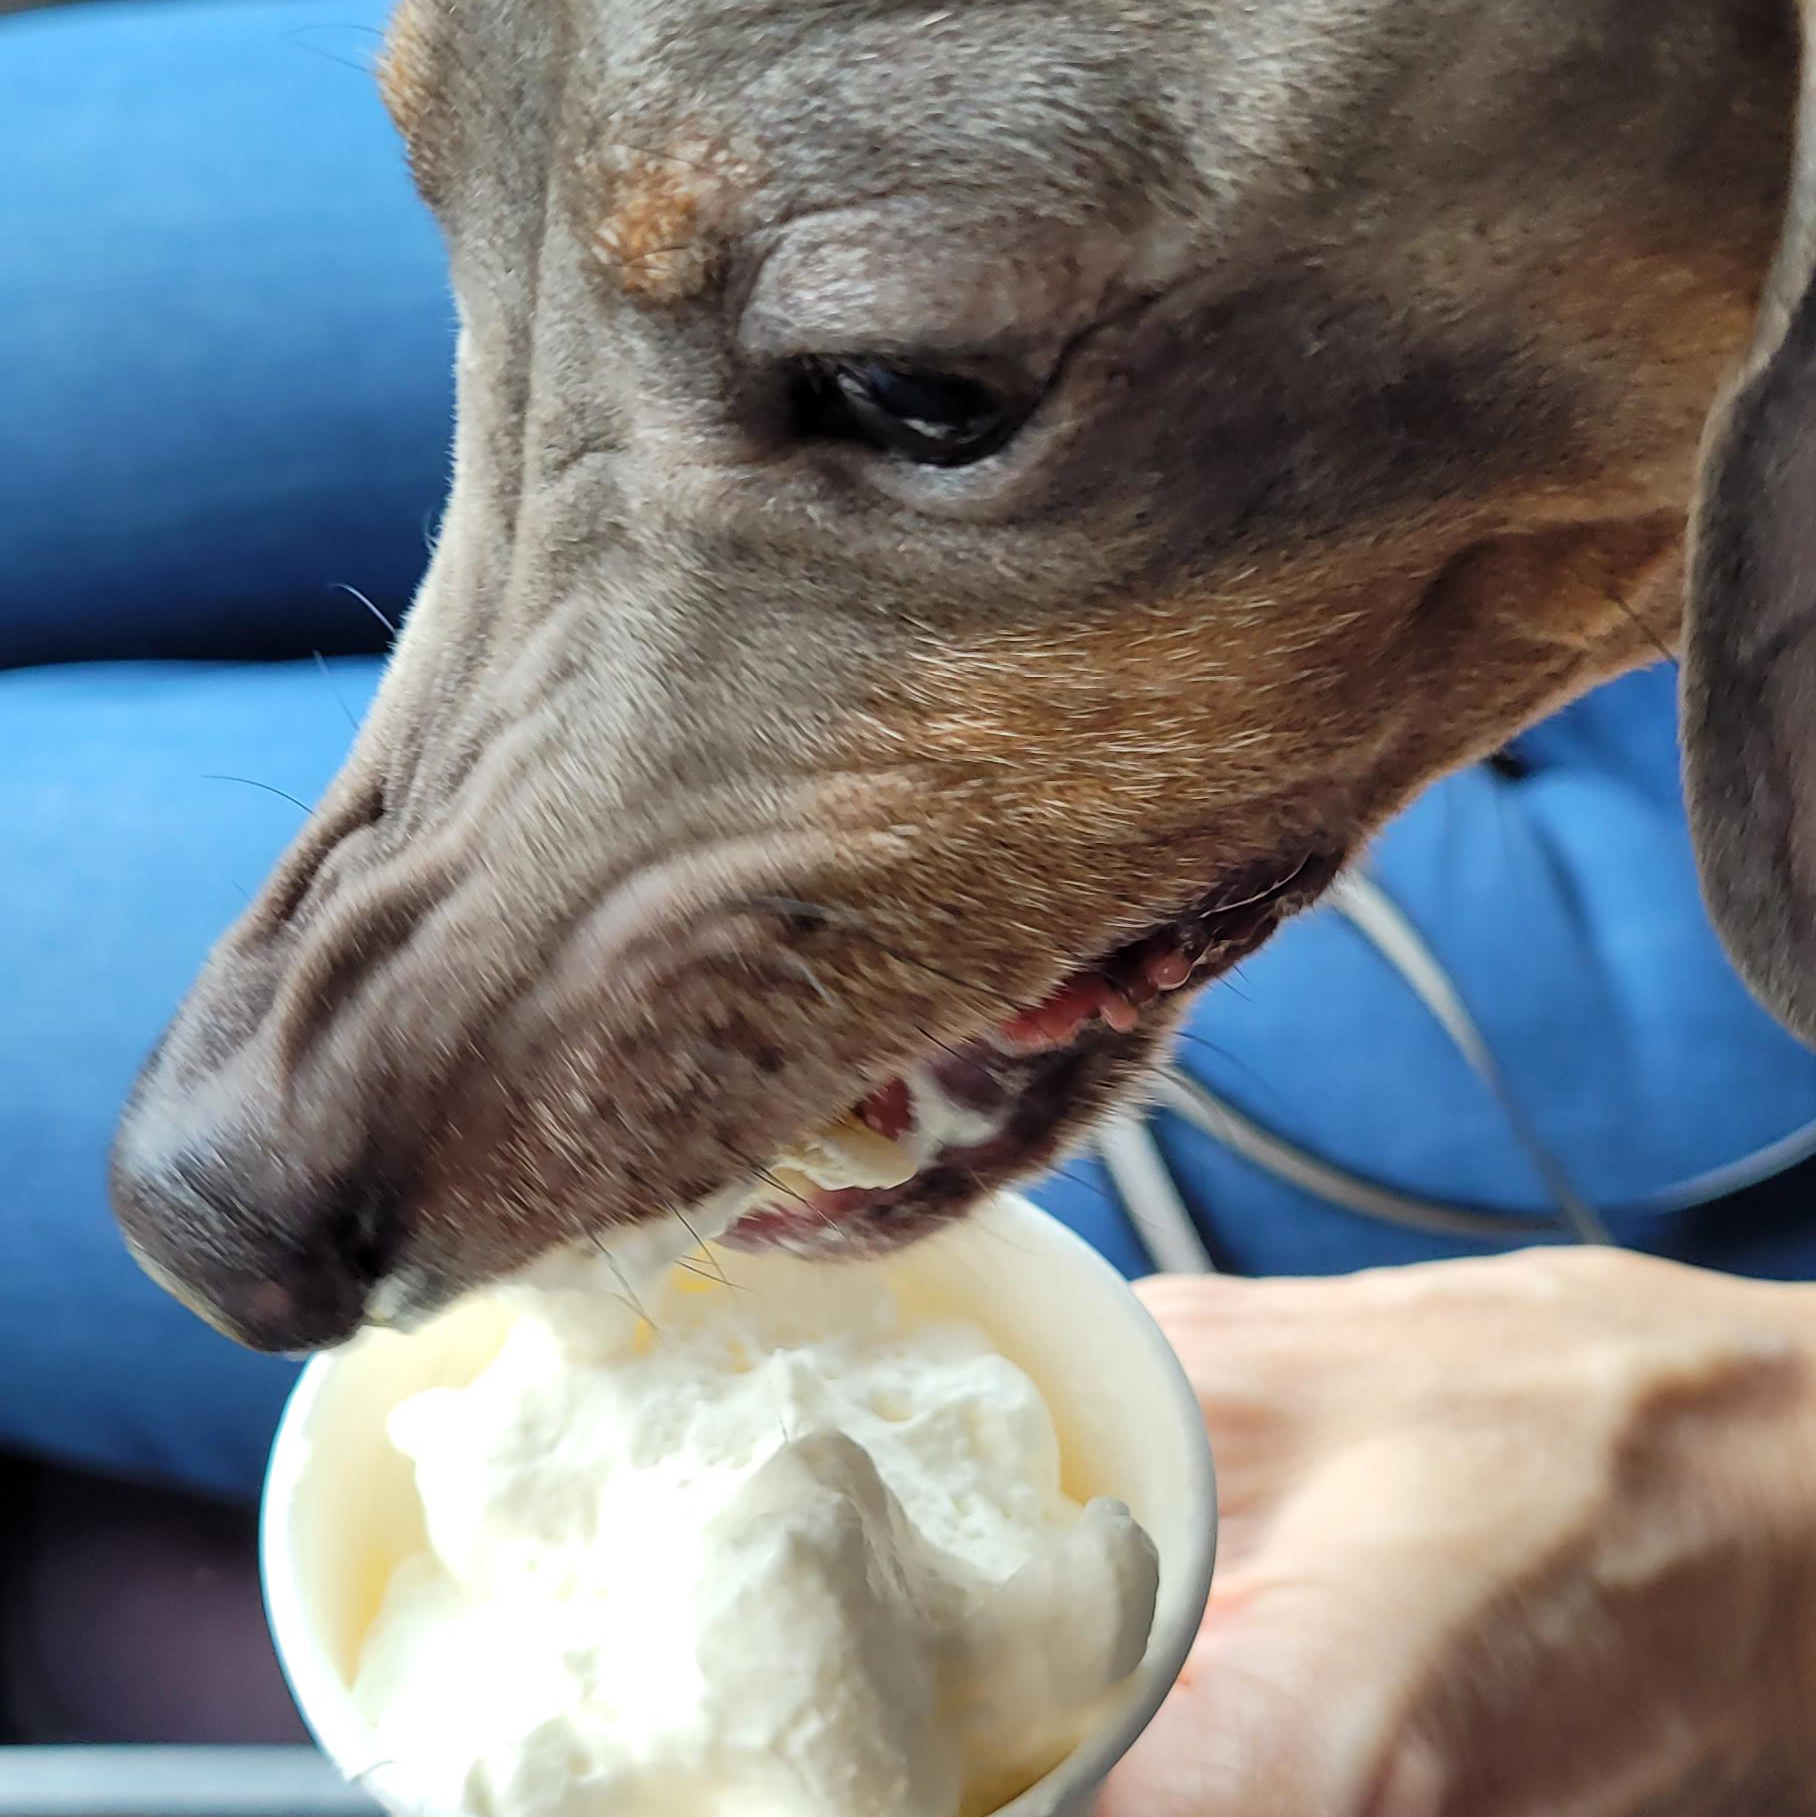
[112,1152,404,1355]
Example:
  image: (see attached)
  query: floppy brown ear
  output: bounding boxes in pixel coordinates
[1684,22,1816,1046]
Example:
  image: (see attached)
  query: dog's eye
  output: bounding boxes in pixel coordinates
[791,356,1032,467]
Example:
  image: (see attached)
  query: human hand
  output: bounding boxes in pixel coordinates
[1101,1250,1816,1817]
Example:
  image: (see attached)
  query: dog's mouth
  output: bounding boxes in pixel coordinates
[723,848,1342,1255]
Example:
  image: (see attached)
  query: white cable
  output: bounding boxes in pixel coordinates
[1635,1116,1816,1213]
[1097,864,1816,1268]
[1097,1113,1219,1273]
[1327,871,1609,1243]
[1151,1068,1558,1243]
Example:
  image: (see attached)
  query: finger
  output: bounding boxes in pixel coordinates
[1102,1447,1479,1817]
[1099,1589,1405,1817]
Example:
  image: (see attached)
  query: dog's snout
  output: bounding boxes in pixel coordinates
[112,1141,400,1354]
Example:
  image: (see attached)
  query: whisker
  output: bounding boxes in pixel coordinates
[313,649,360,732]
[1605,584,1675,665]
[282,25,379,76]
[1210,967,1252,1004]
[913,1024,990,1074]
[754,1167,821,1217]
[1047,1160,1126,1210]
[334,581,400,639]
[1192,851,1313,917]
[587,1230,652,1323]
[674,1205,734,1288]
[201,773,313,815]
[1047,1153,1217,1265]
[745,1164,847,1238]
[1164,1029,1293,1116]
[774,949,836,1007]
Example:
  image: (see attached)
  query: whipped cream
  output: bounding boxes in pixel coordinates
[350,1251,1158,1817]
[765,1108,921,1195]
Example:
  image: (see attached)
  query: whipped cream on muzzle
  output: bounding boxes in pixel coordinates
[351,1245,1159,1817]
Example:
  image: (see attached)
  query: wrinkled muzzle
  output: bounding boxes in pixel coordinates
[109,545,974,1349]
[110,527,1346,1353]
[111,521,1288,1353]
[110,307,1365,1354]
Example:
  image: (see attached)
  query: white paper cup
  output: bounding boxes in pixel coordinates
[262,1190,1216,1817]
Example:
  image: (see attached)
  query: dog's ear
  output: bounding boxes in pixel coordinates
[1684,20,1816,1045]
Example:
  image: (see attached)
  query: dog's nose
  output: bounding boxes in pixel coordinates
[111,1146,399,1354]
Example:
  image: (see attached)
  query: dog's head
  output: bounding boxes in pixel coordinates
[113,0,1810,1349]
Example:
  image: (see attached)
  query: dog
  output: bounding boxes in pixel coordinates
[111,0,1816,1353]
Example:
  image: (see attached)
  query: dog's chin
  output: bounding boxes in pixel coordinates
[720,846,1345,1258]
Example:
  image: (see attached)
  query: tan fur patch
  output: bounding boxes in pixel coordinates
[856,508,1685,931]
[577,138,750,304]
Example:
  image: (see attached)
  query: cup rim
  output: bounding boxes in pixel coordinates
[261,1189,1217,1816]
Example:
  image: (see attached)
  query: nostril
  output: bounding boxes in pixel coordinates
[114,1150,407,1354]
[321,1175,404,1290]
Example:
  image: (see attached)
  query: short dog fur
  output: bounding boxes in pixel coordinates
[114,0,1816,1352]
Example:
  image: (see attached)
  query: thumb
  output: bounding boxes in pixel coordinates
[1097,1595,1418,1817]
[1100,1451,1460,1817]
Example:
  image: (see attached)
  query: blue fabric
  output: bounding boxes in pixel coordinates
[1,660,378,1498]
[3,0,1814,1504]
[0,0,454,669]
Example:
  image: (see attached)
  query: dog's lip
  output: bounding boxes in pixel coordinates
[350,848,1344,1321]
[996,847,1333,1048]
[725,846,1345,1252]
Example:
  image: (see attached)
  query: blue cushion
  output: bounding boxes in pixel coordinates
[0,660,377,1496]
[0,0,454,668]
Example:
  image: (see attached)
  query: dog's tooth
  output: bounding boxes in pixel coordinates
[817,1114,920,1187]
